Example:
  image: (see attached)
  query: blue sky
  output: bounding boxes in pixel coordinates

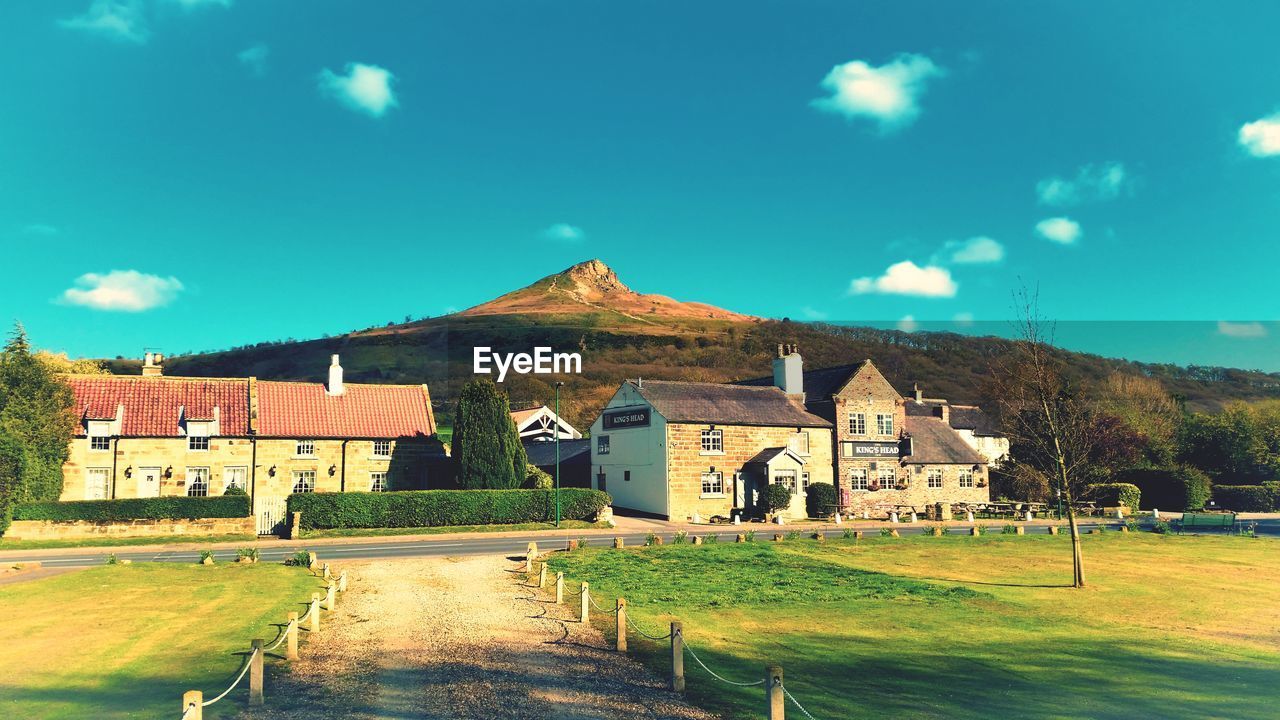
[3,1,1280,368]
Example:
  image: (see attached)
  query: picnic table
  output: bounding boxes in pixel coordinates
[1178,512,1237,533]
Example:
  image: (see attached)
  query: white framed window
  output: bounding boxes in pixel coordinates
[789,431,810,455]
[597,435,610,455]
[292,470,316,493]
[85,467,110,500]
[927,468,943,489]
[848,412,866,435]
[801,472,811,492]
[371,471,388,492]
[700,472,724,497]
[373,440,392,458]
[225,466,247,492]
[849,468,869,491]
[877,468,896,489]
[959,469,975,488]
[187,467,210,497]
[296,440,315,457]
[700,428,723,454]
[187,421,210,451]
[773,469,798,493]
[88,421,111,451]
[876,414,894,436]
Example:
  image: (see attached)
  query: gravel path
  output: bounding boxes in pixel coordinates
[240,555,714,720]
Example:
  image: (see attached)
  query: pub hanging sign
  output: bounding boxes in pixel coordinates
[603,406,651,430]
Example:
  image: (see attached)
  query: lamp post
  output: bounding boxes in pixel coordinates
[555,381,565,527]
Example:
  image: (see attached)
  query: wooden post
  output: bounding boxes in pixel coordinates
[692,536,703,545]
[773,533,784,542]
[613,537,624,549]
[555,572,564,604]
[310,594,321,635]
[616,598,627,652]
[249,639,264,706]
[580,582,589,623]
[567,539,579,551]
[286,612,299,660]
[736,533,746,543]
[339,571,348,593]
[853,530,863,540]
[527,541,538,556]
[182,691,202,720]
[1015,526,1025,535]
[538,562,547,588]
[326,581,336,610]
[525,551,534,573]
[322,562,331,580]
[1048,526,1060,535]
[889,529,900,538]
[307,552,318,571]
[766,665,784,719]
[971,526,981,536]
[671,621,685,692]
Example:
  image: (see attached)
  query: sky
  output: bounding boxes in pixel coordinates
[3,1,1280,368]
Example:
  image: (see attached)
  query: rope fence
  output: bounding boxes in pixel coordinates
[176,561,348,719]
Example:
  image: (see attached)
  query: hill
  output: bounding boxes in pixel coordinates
[108,261,1280,431]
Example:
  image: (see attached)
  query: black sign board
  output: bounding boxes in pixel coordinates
[849,441,901,458]
[603,407,651,430]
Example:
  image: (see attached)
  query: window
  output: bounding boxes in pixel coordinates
[700,472,724,497]
[927,468,943,489]
[848,412,866,435]
[88,421,111,451]
[774,469,798,493]
[296,440,315,457]
[849,468,869,491]
[373,440,391,458]
[371,472,388,492]
[877,468,896,489]
[86,467,110,500]
[292,470,316,493]
[802,472,811,492]
[597,435,610,455]
[187,421,210,451]
[959,469,975,488]
[624,470,631,482]
[187,467,210,496]
[225,466,247,492]
[700,428,723,454]
[876,414,894,436]
[789,431,810,455]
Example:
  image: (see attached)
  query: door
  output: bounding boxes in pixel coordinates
[137,467,162,498]
[255,496,288,536]
[86,468,110,500]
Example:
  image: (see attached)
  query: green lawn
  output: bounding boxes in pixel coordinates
[0,562,324,719]
[0,533,258,551]
[301,519,601,539]
[548,533,1280,720]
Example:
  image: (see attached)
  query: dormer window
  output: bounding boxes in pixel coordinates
[88,421,111,451]
[187,422,210,451]
[296,440,316,457]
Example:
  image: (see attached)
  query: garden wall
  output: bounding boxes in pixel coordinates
[5,516,255,541]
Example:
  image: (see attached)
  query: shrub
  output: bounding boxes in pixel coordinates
[804,482,837,518]
[704,533,719,544]
[879,527,895,537]
[744,530,757,542]
[672,530,689,544]
[1113,467,1210,511]
[287,488,611,530]
[1085,483,1141,511]
[1211,485,1277,512]
[1152,520,1171,534]
[764,483,792,514]
[13,495,250,522]
[1001,524,1018,535]
[104,553,119,565]
[199,550,215,564]
[644,532,658,546]
[237,547,259,561]
[524,465,553,490]
[285,549,312,567]
[785,530,801,540]
[223,485,248,497]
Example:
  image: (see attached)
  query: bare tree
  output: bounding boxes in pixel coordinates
[991,288,1094,588]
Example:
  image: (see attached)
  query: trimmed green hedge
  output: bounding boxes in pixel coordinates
[1085,483,1141,511]
[286,489,612,530]
[12,495,251,522]
[805,482,837,518]
[1114,467,1211,511]
[1211,485,1278,512]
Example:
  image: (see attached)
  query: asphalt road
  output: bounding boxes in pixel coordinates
[2,521,1136,568]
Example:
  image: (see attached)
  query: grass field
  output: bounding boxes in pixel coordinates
[548,533,1280,720]
[0,562,324,719]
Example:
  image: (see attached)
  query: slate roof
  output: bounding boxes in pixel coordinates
[903,416,986,465]
[744,446,805,465]
[523,438,591,466]
[905,400,1002,437]
[735,361,868,401]
[256,381,435,438]
[631,380,831,428]
[68,376,251,437]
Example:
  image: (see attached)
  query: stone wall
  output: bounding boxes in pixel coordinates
[6,516,256,541]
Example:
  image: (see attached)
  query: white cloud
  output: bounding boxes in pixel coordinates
[1035,217,1082,245]
[896,315,919,332]
[1217,321,1267,339]
[318,63,398,117]
[61,270,184,312]
[811,53,943,131]
[540,223,585,243]
[1239,114,1280,158]
[238,44,268,76]
[942,236,1004,264]
[21,223,59,236]
[850,261,957,298]
[59,0,148,44]
[1036,162,1130,206]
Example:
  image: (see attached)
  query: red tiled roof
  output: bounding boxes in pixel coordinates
[256,381,435,439]
[67,376,251,437]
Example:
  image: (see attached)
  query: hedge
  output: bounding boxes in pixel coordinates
[1085,483,1141,511]
[1211,485,1278,512]
[805,482,837,518]
[1113,467,1211,511]
[286,489,612,530]
[12,495,251,522]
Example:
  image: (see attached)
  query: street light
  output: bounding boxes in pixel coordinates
[555,381,565,527]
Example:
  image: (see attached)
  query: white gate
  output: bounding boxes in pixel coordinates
[255,496,288,536]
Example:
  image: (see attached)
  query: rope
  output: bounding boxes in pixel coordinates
[624,612,673,640]
[782,681,819,720]
[298,602,314,623]
[201,647,258,707]
[587,592,617,614]
[181,702,198,719]
[682,637,764,687]
[264,620,294,651]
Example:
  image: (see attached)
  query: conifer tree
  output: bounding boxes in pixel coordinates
[452,378,528,489]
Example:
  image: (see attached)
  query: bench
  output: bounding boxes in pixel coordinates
[1178,512,1237,533]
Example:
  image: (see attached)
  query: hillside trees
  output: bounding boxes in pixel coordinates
[451,378,528,489]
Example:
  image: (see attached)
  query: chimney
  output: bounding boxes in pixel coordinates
[937,403,950,424]
[142,352,163,377]
[772,343,804,397]
[327,354,345,396]
[914,384,922,403]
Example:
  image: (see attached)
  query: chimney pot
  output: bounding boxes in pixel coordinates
[327,355,345,396]
[914,384,922,403]
[142,351,163,377]
[772,344,804,397]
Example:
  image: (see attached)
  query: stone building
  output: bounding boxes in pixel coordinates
[904,389,1010,467]
[61,354,447,533]
[589,375,834,522]
[510,404,581,442]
